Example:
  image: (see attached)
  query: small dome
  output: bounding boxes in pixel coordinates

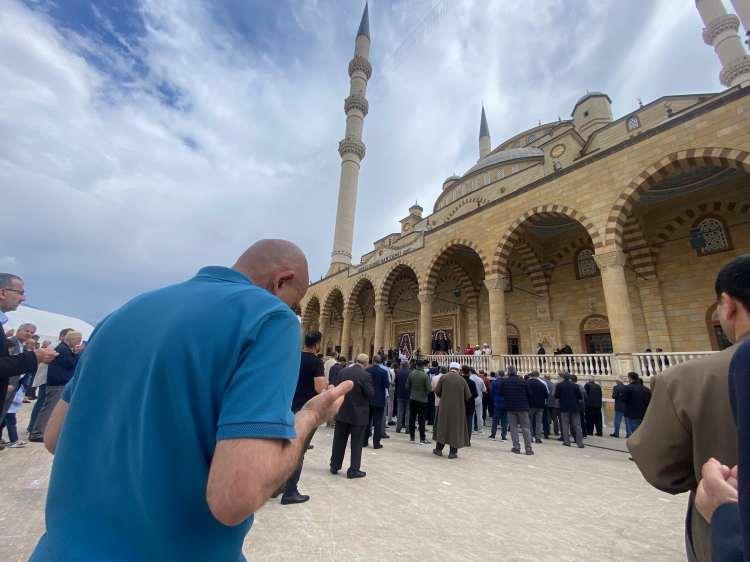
[463,147,544,176]
[572,92,612,115]
[442,175,461,190]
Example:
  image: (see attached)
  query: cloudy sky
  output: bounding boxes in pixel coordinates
[0,0,727,323]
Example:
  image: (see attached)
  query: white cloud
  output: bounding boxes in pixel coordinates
[0,0,725,321]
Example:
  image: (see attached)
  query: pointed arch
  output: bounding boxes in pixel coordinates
[424,239,489,293]
[491,204,601,276]
[604,147,750,249]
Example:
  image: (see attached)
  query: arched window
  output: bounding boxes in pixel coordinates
[576,248,599,279]
[483,174,491,186]
[694,216,731,256]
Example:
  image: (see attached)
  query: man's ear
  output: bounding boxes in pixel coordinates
[276,271,295,290]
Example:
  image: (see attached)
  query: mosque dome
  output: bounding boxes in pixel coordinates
[463,147,544,177]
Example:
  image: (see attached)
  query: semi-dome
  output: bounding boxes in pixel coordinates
[463,147,544,177]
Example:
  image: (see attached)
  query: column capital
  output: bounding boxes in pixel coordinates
[373,300,387,313]
[483,274,506,292]
[418,290,434,305]
[594,250,627,270]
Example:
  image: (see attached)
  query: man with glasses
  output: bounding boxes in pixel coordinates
[0,274,57,450]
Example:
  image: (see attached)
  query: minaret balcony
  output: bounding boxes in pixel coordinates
[338,138,366,160]
[348,56,372,80]
[344,95,369,116]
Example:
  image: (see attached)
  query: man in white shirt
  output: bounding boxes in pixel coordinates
[469,369,486,432]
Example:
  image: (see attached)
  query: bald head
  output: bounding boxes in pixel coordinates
[233,239,309,308]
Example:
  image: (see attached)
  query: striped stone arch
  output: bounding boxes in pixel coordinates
[604,147,750,249]
[346,275,377,317]
[491,204,601,276]
[621,214,657,279]
[547,236,591,269]
[441,260,479,306]
[301,295,321,329]
[378,261,421,307]
[320,285,345,318]
[424,239,490,293]
[514,240,549,298]
[444,196,488,222]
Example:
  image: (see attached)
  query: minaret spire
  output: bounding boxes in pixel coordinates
[479,105,491,160]
[328,3,372,275]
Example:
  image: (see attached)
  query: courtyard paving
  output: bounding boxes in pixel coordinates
[0,409,688,562]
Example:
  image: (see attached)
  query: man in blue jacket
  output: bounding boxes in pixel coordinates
[500,366,534,455]
[363,354,390,449]
[488,371,508,441]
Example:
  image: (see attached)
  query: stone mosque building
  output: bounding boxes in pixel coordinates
[300,1,750,374]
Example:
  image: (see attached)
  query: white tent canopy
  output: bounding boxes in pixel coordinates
[5,305,94,344]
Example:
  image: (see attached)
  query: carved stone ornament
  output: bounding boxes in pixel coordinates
[344,95,369,116]
[418,291,435,305]
[703,14,740,45]
[338,138,366,159]
[720,55,750,87]
[348,56,373,80]
[484,274,506,293]
[583,315,610,332]
[593,250,626,270]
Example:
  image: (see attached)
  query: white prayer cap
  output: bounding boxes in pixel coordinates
[449,362,461,370]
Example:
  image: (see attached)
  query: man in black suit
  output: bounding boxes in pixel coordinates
[363,354,389,449]
[0,274,57,450]
[555,373,584,448]
[330,353,373,479]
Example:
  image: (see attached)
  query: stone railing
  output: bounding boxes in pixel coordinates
[426,354,492,372]
[633,351,718,377]
[500,354,615,377]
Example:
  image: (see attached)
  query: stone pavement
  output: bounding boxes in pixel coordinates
[0,409,688,562]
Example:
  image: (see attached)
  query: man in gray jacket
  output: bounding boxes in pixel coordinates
[543,373,559,438]
[407,359,431,444]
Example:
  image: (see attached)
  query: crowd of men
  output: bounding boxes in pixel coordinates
[4,243,750,562]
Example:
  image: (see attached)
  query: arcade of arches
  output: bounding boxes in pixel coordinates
[302,89,750,366]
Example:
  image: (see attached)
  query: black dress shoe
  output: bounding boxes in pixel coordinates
[307,444,314,450]
[347,469,366,479]
[28,436,44,443]
[448,452,458,459]
[432,448,443,457]
[382,434,390,439]
[373,443,383,449]
[329,467,339,475]
[280,493,310,505]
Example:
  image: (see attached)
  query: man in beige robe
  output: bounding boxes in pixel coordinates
[629,255,750,562]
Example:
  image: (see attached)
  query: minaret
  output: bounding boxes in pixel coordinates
[696,0,750,87]
[479,105,491,160]
[328,3,372,276]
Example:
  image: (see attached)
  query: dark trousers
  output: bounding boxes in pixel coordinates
[29,385,64,439]
[482,394,494,423]
[283,427,317,498]
[561,411,584,446]
[585,407,603,436]
[330,421,365,472]
[490,408,508,439]
[364,405,384,446]
[408,400,427,441]
[2,413,18,442]
[465,411,474,443]
[427,392,435,425]
[27,384,45,433]
[396,398,409,432]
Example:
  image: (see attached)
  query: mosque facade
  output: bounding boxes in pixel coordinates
[301,1,750,371]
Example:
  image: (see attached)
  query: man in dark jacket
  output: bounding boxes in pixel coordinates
[621,371,651,436]
[584,377,603,436]
[330,354,373,479]
[460,365,479,445]
[489,372,508,440]
[363,354,390,449]
[0,274,56,450]
[406,360,431,444]
[610,379,626,437]
[555,373,584,448]
[500,365,534,455]
[527,371,549,443]
[329,356,347,386]
[394,360,411,433]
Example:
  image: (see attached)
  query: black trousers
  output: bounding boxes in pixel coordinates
[363,405,384,446]
[585,407,603,436]
[283,427,317,498]
[408,400,427,441]
[427,392,435,425]
[330,421,365,472]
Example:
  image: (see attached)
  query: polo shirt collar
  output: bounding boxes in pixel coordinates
[195,266,253,286]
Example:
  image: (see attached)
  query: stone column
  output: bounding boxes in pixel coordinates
[419,291,434,356]
[696,0,750,87]
[636,277,672,351]
[595,250,637,353]
[340,307,353,358]
[373,302,386,356]
[318,312,330,354]
[484,275,508,356]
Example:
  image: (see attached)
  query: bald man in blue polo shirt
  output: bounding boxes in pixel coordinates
[31,240,353,562]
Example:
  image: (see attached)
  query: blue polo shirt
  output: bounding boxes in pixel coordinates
[30,267,301,562]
